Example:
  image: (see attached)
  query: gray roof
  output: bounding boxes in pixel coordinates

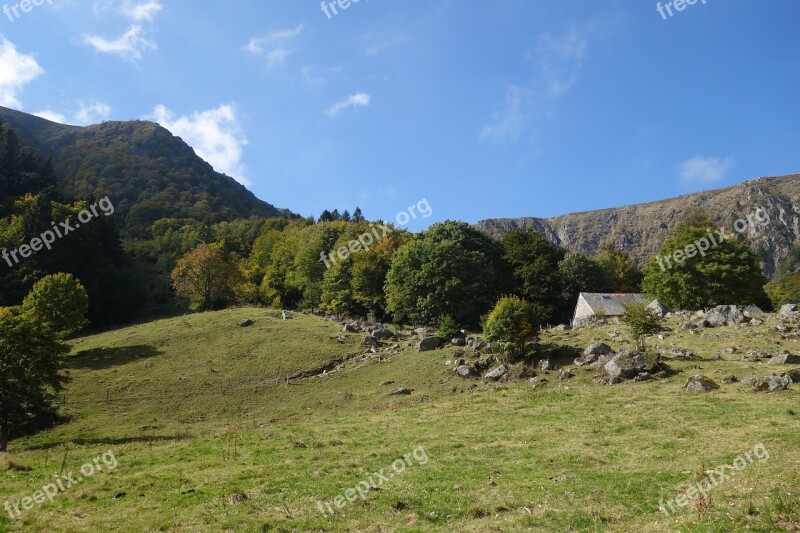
[579,292,649,316]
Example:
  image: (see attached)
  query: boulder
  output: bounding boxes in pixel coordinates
[371,328,394,340]
[484,365,508,381]
[768,353,800,365]
[604,351,660,380]
[529,376,548,388]
[363,336,379,347]
[455,365,473,378]
[647,300,670,317]
[683,375,720,392]
[749,318,764,326]
[238,319,254,327]
[633,373,652,382]
[343,323,359,333]
[281,311,294,320]
[743,350,771,362]
[780,303,798,316]
[664,348,694,360]
[704,305,746,327]
[750,374,792,393]
[722,376,739,384]
[418,336,443,352]
[451,337,467,347]
[743,305,765,317]
[558,368,574,381]
[575,343,615,366]
[386,388,413,396]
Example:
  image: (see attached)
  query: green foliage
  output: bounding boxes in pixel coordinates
[642,212,768,310]
[171,243,244,311]
[0,312,69,451]
[594,241,643,292]
[21,273,89,337]
[556,252,613,322]
[438,315,461,340]
[621,302,664,351]
[385,221,499,326]
[483,296,542,359]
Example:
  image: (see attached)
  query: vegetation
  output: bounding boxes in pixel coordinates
[483,296,542,359]
[620,302,664,351]
[21,273,89,338]
[171,243,243,311]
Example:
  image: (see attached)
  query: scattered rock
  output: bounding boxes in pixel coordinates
[558,368,574,381]
[371,327,394,340]
[647,300,670,317]
[363,336,379,347]
[575,343,615,366]
[484,365,508,381]
[529,376,548,388]
[664,348,694,360]
[451,337,467,347]
[538,359,553,372]
[238,319,254,327]
[418,336,443,352]
[683,375,720,392]
[633,372,652,382]
[750,374,792,393]
[281,311,294,320]
[604,351,661,381]
[387,387,413,396]
[722,376,739,384]
[379,381,395,387]
[768,353,800,365]
[749,318,764,326]
[775,324,789,333]
[723,347,737,354]
[343,323,359,333]
[704,305,746,327]
[743,305,765,317]
[780,303,798,317]
[455,365,473,378]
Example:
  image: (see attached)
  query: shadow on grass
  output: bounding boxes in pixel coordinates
[70,345,161,370]
[24,434,178,451]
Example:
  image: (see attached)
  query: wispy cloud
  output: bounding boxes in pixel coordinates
[149,104,250,186]
[534,27,588,96]
[326,93,371,118]
[0,36,44,108]
[244,24,304,70]
[679,156,735,185]
[481,85,530,142]
[83,1,162,61]
[34,100,112,125]
[354,31,407,57]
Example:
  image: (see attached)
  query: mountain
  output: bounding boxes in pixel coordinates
[476,174,800,277]
[0,106,293,236]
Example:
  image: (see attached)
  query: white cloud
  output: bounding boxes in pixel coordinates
[534,27,588,96]
[0,36,44,108]
[244,24,303,70]
[149,104,250,186]
[481,85,530,142]
[120,0,162,22]
[82,25,156,61]
[33,100,112,126]
[34,110,68,123]
[679,156,735,185]
[326,93,371,118]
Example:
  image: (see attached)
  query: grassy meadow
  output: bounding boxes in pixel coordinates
[0,308,799,532]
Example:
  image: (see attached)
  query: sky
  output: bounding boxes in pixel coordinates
[0,0,799,231]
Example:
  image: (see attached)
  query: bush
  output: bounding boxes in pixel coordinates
[483,297,543,360]
[438,315,460,340]
[21,273,89,338]
[620,303,664,351]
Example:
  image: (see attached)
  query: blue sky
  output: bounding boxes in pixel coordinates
[1,0,798,230]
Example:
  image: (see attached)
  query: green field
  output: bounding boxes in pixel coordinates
[1,308,799,532]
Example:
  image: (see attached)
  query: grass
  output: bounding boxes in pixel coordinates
[0,307,799,532]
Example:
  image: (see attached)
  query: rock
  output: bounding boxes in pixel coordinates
[743,350,771,362]
[414,327,435,336]
[768,353,800,365]
[552,325,568,331]
[750,374,792,393]
[558,368,574,381]
[604,351,660,380]
[343,323,359,333]
[743,305,765,317]
[722,376,739,384]
[418,336,443,352]
[538,359,553,372]
[647,300,670,317]
[704,305,746,327]
[780,303,798,316]
[682,322,698,330]
[455,365,473,378]
[633,372,652,382]
[363,336,379,347]
[281,311,294,320]
[387,388,413,396]
[238,319,254,327]
[749,318,764,326]
[371,328,394,340]
[575,343,615,366]
[451,337,467,347]
[529,376,548,388]
[786,369,800,383]
[683,375,720,392]
[484,365,508,381]
[723,347,737,354]
[336,335,346,343]
[664,348,694,360]
[776,324,789,333]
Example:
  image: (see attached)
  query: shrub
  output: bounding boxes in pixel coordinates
[438,315,460,340]
[621,302,664,351]
[483,297,543,360]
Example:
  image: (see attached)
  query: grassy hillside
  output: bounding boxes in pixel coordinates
[1,309,799,532]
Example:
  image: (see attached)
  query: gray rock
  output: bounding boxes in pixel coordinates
[455,365,473,378]
[768,353,800,365]
[281,310,294,320]
[749,318,764,326]
[538,359,553,372]
[451,337,467,347]
[704,305,746,327]
[722,376,739,384]
[682,322,698,330]
[633,372,653,382]
[363,336,379,347]
[484,365,508,381]
[665,348,694,360]
[558,368,574,381]
[418,336,443,352]
[683,375,720,392]
[604,351,660,380]
[750,374,792,393]
[343,323,359,333]
[743,350,771,362]
[647,300,670,317]
[529,376,548,388]
[780,303,798,316]
[575,343,615,366]
[371,327,394,340]
[743,305,765,317]
[387,388,413,396]
[239,319,254,327]
[776,323,790,333]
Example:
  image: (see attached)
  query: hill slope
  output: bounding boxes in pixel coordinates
[0,308,798,531]
[476,174,800,277]
[0,107,293,236]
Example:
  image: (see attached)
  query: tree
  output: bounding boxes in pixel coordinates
[621,302,664,351]
[352,207,365,223]
[171,243,243,311]
[594,241,642,292]
[385,221,499,326]
[21,273,89,338]
[500,229,565,321]
[319,210,334,223]
[642,212,767,309]
[0,312,70,451]
[341,210,352,222]
[331,209,341,221]
[483,296,543,360]
[556,252,613,322]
